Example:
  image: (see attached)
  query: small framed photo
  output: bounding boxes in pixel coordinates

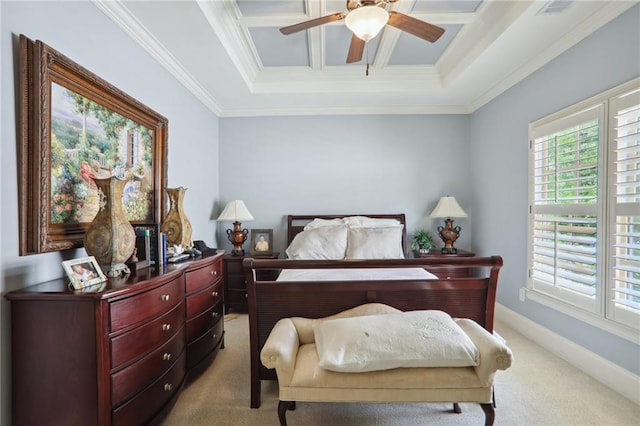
[62,256,107,291]
[250,229,273,256]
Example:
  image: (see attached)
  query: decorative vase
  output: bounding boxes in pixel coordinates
[84,176,136,277]
[161,187,193,249]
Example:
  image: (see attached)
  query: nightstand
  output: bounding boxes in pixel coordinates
[417,249,476,279]
[223,252,279,313]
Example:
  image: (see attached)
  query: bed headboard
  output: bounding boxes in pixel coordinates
[287,214,408,255]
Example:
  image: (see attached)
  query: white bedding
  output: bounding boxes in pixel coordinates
[277,267,437,281]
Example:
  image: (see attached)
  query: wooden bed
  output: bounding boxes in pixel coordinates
[242,214,503,408]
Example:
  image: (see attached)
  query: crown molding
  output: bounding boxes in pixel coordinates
[467,1,639,112]
[92,0,222,115]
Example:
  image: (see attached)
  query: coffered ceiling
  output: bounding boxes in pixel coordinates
[94,0,638,116]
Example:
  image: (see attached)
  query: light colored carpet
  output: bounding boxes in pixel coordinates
[162,314,639,426]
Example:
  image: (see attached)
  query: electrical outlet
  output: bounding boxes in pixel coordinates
[519,288,526,302]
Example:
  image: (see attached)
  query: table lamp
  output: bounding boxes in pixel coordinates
[217,200,254,256]
[430,195,468,254]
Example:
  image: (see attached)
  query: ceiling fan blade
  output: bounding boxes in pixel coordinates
[346,34,365,63]
[387,11,445,43]
[280,12,347,35]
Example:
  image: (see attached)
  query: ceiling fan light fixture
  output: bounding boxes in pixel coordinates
[345,6,389,42]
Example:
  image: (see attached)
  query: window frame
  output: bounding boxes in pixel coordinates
[527,78,640,344]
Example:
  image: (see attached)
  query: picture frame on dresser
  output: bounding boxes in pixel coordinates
[250,229,273,255]
[18,34,168,256]
[62,256,107,290]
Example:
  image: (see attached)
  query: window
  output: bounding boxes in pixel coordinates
[528,78,640,340]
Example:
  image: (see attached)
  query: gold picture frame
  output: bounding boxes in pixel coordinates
[18,35,168,255]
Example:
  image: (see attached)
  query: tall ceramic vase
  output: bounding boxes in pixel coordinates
[161,187,193,249]
[84,176,136,277]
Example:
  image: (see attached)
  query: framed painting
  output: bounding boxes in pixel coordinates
[18,35,168,255]
[250,229,273,256]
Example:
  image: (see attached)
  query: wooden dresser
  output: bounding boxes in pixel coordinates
[5,252,224,426]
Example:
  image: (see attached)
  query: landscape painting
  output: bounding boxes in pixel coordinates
[50,82,154,225]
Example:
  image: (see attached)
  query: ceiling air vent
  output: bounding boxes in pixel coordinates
[537,1,573,15]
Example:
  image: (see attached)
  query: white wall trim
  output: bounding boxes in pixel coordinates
[495,303,640,405]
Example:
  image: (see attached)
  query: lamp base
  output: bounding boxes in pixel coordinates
[226,221,249,257]
[437,218,462,255]
[440,247,458,255]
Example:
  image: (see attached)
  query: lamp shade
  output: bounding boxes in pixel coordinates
[430,196,468,218]
[217,200,254,222]
[345,5,389,42]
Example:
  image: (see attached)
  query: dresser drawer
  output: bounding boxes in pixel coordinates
[186,280,223,318]
[225,258,243,275]
[425,266,472,279]
[185,259,222,293]
[226,273,246,291]
[186,300,223,342]
[111,302,184,369]
[187,318,224,369]
[110,275,184,332]
[112,351,186,426]
[112,327,185,406]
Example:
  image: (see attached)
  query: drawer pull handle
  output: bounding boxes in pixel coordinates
[210,270,217,276]
[163,353,172,361]
[212,291,219,297]
[164,383,172,392]
[244,293,248,299]
[212,312,219,319]
[212,333,217,340]
[161,294,170,302]
[162,324,171,331]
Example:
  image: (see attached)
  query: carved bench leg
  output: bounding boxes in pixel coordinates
[278,400,296,426]
[480,402,495,426]
[453,402,461,413]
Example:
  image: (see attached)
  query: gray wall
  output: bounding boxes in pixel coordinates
[0,2,220,424]
[469,5,640,374]
[218,114,473,254]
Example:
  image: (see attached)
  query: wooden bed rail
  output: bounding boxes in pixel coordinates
[244,255,503,270]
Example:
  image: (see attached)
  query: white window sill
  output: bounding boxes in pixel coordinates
[525,289,640,344]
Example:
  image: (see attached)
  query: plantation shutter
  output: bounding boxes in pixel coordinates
[529,105,604,312]
[608,88,640,328]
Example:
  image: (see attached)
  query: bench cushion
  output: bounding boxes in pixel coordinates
[314,310,479,373]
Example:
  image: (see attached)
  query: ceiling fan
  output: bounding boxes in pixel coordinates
[280,0,445,64]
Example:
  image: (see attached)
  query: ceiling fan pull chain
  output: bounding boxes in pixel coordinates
[366,44,370,76]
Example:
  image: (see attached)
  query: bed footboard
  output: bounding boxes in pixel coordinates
[243,256,503,408]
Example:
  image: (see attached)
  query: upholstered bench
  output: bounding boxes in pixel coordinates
[260,303,513,426]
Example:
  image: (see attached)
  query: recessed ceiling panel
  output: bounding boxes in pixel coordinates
[412,0,482,13]
[236,0,305,16]
[325,25,382,66]
[389,24,461,65]
[250,27,309,67]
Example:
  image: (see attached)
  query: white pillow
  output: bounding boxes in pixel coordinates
[314,310,479,373]
[343,216,402,228]
[303,218,345,231]
[285,225,347,260]
[346,226,404,259]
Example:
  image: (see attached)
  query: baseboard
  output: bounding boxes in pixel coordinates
[495,303,640,405]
